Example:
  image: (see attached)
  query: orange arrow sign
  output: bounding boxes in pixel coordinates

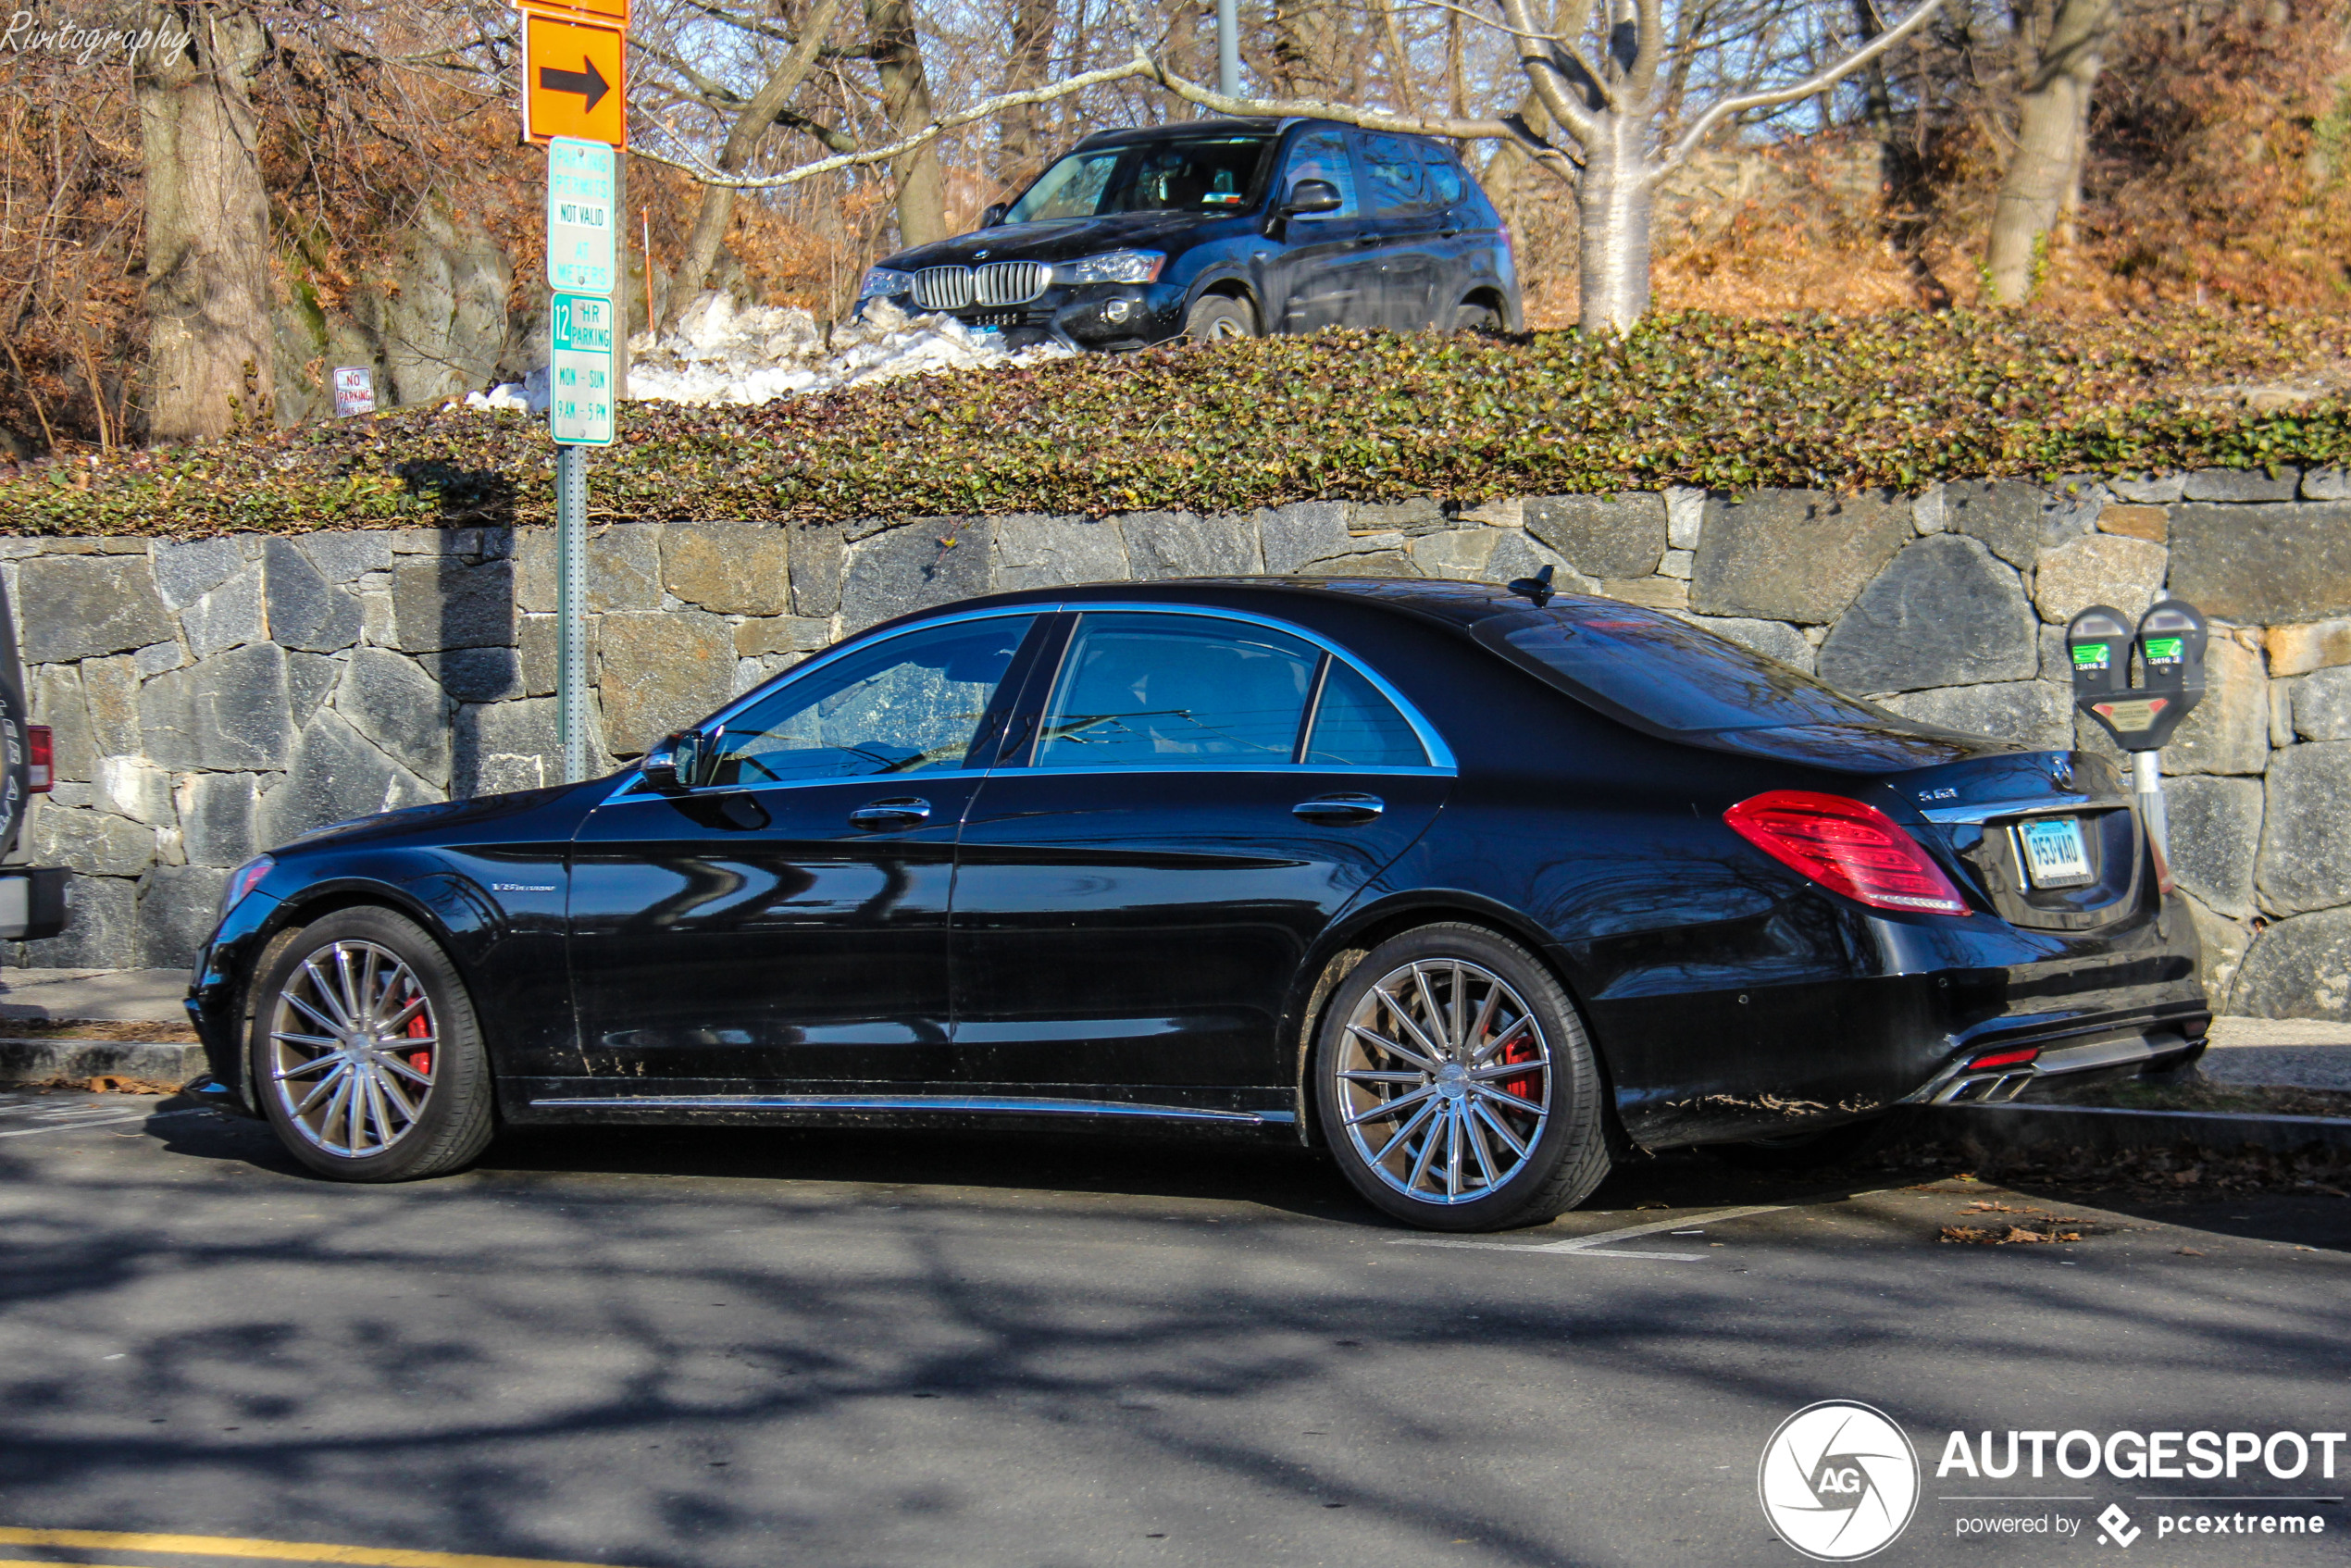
[522,10,626,147]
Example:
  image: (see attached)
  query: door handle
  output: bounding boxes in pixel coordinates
[849,797,932,830]
[1293,793,1385,823]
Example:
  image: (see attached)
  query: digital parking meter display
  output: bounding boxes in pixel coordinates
[2067,602,2206,752]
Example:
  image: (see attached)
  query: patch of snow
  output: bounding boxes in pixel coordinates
[628,292,1071,407]
[460,292,1071,415]
[465,366,550,415]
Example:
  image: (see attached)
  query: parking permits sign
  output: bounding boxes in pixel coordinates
[550,292,615,446]
[546,138,616,293]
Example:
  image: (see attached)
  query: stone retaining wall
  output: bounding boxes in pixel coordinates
[9,471,2351,1019]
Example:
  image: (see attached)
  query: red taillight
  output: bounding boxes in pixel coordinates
[1723,790,1969,916]
[1967,1046,2040,1070]
[25,724,52,792]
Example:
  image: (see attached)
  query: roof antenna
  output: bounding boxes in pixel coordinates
[1507,564,1556,606]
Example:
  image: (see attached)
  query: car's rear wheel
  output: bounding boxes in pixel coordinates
[1184,292,1258,342]
[249,905,494,1182]
[1314,924,1611,1231]
[1449,301,1502,331]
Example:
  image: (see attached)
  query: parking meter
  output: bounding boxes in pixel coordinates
[2064,601,2208,859]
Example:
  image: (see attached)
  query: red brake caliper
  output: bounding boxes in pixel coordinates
[404,989,431,1079]
[1499,1029,1539,1107]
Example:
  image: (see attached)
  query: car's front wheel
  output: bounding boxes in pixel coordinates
[1183,292,1258,342]
[249,905,495,1182]
[1314,924,1611,1231]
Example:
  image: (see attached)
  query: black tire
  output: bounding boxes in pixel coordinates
[1701,1114,1892,1172]
[1449,302,1502,331]
[1183,292,1258,342]
[248,905,495,1182]
[1313,923,1611,1231]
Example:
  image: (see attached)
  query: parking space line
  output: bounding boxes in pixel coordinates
[1387,1202,1793,1260]
[0,1527,644,1568]
[0,1110,201,1139]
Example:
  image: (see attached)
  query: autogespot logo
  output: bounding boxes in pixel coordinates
[1759,1400,1922,1562]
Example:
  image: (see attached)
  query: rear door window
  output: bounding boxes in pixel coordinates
[1418,142,1466,205]
[1037,613,1321,768]
[1305,661,1427,767]
[1357,133,1428,214]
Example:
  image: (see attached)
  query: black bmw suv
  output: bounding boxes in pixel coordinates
[855,117,1523,351]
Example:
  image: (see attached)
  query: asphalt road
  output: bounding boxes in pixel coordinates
[1,1089,2345,1568]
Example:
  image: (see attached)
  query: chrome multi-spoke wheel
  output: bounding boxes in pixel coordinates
[1332,958,1551,1205]
[1316,924,1611,1231]
[266,939,439,1158]
[251,907,492,1180]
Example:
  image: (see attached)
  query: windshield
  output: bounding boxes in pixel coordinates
[1005,135,1274,222]
[1473,603,1903,735]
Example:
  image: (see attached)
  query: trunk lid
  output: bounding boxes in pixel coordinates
[1880,750,2146,932]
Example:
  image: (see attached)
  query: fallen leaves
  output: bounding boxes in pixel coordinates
[1942,1213,2089,1244]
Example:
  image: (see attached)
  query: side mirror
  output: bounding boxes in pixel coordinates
[1283,179,1342,216]
[977,203,1007,230]
[641,729,705,791]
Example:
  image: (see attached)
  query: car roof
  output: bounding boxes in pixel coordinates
[1069,118,1307,149]
[886,575,1530,635]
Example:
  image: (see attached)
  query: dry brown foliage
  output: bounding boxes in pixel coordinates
[6,0,2351,452]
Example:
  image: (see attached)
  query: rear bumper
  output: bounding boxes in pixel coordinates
[1905,1020,2206,1105]
[0,866,68,940]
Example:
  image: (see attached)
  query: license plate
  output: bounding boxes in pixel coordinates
[2016,816,2094,889]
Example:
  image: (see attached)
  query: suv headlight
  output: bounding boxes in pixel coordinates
[857,267,914,300]
[1057,250,1166,285]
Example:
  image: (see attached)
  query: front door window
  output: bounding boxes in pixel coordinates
[703,616,1035,785]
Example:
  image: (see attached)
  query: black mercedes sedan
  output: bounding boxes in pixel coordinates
[185,579,2208,1231]
[853,117,1522,351]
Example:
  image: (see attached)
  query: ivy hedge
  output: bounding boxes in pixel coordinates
[6,309,2350,538]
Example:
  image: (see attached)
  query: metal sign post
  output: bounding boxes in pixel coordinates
[548,292,614,782]
[555,446,591,783]
[524,0,627,784]
[2066,601,2209,857]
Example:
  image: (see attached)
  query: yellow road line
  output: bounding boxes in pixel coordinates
[0,1530,648,1568]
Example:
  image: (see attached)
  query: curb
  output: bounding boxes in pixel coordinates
[0,1039,207,1086]
[1909,1102,2351,1160]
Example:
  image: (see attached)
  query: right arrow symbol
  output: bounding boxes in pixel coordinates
[539,56,610,113]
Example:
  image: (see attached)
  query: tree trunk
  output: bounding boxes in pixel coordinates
[997,0,1059,190]
[1984,0,2114,304]
[675,0,849,304]
[1271,0,1342,98]
[1576,117,1653,333]
[133,1,272,444]
[866,0,947,248]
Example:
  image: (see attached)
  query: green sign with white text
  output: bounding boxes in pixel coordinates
[550,292,615,446]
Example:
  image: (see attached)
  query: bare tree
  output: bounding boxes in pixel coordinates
[134,1,275,442]
[671,0,852,300]
[1984,0,2113,303]
[866,0,948,246]
[998,0,1063,185]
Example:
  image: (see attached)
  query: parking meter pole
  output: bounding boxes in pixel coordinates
[555,445,590,784]
[2133,750,2168,859]
[1216,0,1238,95]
